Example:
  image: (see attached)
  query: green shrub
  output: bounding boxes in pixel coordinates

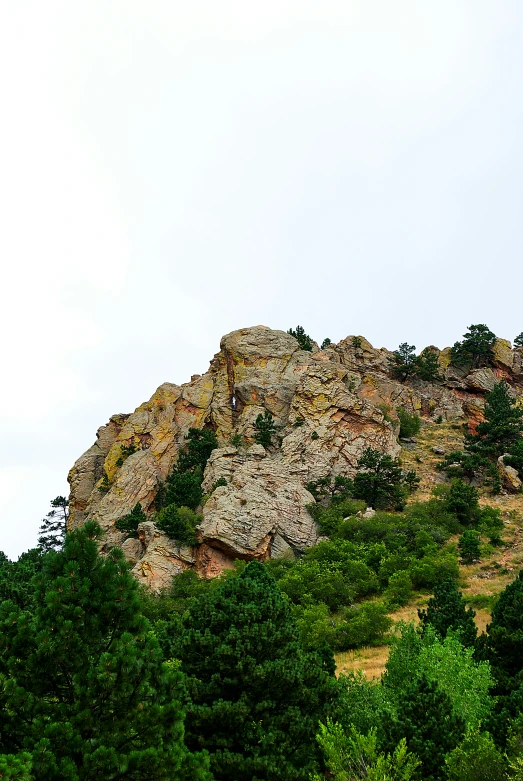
[334,602,393,650]
[458,530,481,564]
[229,432,243,447]
[445,730,506,781]
[352,447,419,510]
[164,469,203,510]
[385,570,413,608]
[114,502,147,534]
[397,407,421,438]
[156,505,201,545]
[210,477,227,492]
[408,549,459,589]
[115,441,139,467]
[444,479,481,525]
[321,338,332,349]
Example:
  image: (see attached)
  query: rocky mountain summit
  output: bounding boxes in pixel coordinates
[67,326,523,589]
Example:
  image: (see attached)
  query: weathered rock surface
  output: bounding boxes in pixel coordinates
[498,455,523,494]
[67,325,523,585]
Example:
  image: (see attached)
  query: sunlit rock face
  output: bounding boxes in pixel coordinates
[67,326,523,588]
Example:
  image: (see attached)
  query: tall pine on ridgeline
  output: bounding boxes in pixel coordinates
[0,521,210,781]
[177,560,336,781]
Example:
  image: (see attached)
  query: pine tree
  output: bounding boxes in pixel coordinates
[177,560,336,781]
[0,521,209,781]
[0,548,43,611]
[114,502,148,533]
[466,381,523,460]
[37,496,68,553]
[416,348,443,381]
[487,570,523,684]
[515,333,523,348]
[451,324,497,368]
[253,410,278,448]
[388,343,418,382]
[381,673,465,781]
[418,579,477,647]
[458,530,481,565]
[352,447,419,510]
[287,325,313,351]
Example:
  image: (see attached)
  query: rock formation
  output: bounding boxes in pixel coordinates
[67,326,523,589]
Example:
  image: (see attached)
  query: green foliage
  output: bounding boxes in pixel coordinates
[0,521,209,780]
[451,323,497,368]
[287,325,314,351]
[352,336,363,350]
[306,475,355,503]
[335,670,391,737]
[443,479,481,525]
[321,338,332,349]
[177,428,218,473]
[416,348,443,381]
[381,673,465,781]
[396,407,421,439]
[458,530,481,564]
[505,440,523,480]
[115,440,138,467]
[164,469,203,510]
[0,547,43,611]
[352,448,419,510]
[0,753,33,780]
[334,602,392,650]
[210,476,227,492]
[253,410,278,448]
[418,579,477,647]
[177,560,336,781]
[229,432,243,447]
[313,721,419,781]
[114,502,147,534]
[98,471,112,493]
[385,570,412,609]
[311,430,319,440]
[388,343,418,382]
[445,729,506,781]
[486,569,523,684]
[468,381,523,460]
[515,333,523,348]
[156,504,201,545]
[37,496,68,553]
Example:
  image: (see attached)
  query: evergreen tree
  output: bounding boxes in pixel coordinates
[515,333,523,348]
[451,324,497,368]
[320,338,332,349]
[287,325,313,351]
[388,343,418,382]
[253,410,278,448]
[0,753,33,780]
[176,428,218,473]
[0,521,209,781]
[443,479,481,525]
[466,380,523,460]
[458,530,481,565]
[352,447,419,510]
[487,570,523,685]
[114,502,147,533]
[381,673,465,781]
[0,548,43,611]
[418,579,477,647]
[177,560,336,781]
[37,496,68,553]
[416,348,443,381]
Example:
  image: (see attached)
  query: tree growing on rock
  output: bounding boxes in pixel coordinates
[450,324,497,368]
[389,343,418,382]
[515,333,523,348]
[177,560,336,781]
[287,325,313,351]
[253,410,278,448]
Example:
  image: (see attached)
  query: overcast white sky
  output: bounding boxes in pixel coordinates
[1,1,523,558]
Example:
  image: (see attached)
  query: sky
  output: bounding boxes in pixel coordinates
[1,1,523,558]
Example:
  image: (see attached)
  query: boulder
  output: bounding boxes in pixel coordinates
[498,455,522,493]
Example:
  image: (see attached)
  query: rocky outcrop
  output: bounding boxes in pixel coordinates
[67,326,523,587]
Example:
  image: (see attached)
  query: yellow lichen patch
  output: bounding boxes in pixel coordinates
[492,338,514,369]
[438,347,452,368]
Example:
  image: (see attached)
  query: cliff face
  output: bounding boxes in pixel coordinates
[67,326,523,589]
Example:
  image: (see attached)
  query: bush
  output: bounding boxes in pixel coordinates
[156,505,201,545]
[445,730,506,781]
[163,469,203,510]
[408,549,459,589]
[385,570,413,608]
[114,502,147,534]
[444,479,481,525]
[334,602,392,650]
[397,407,421,438]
